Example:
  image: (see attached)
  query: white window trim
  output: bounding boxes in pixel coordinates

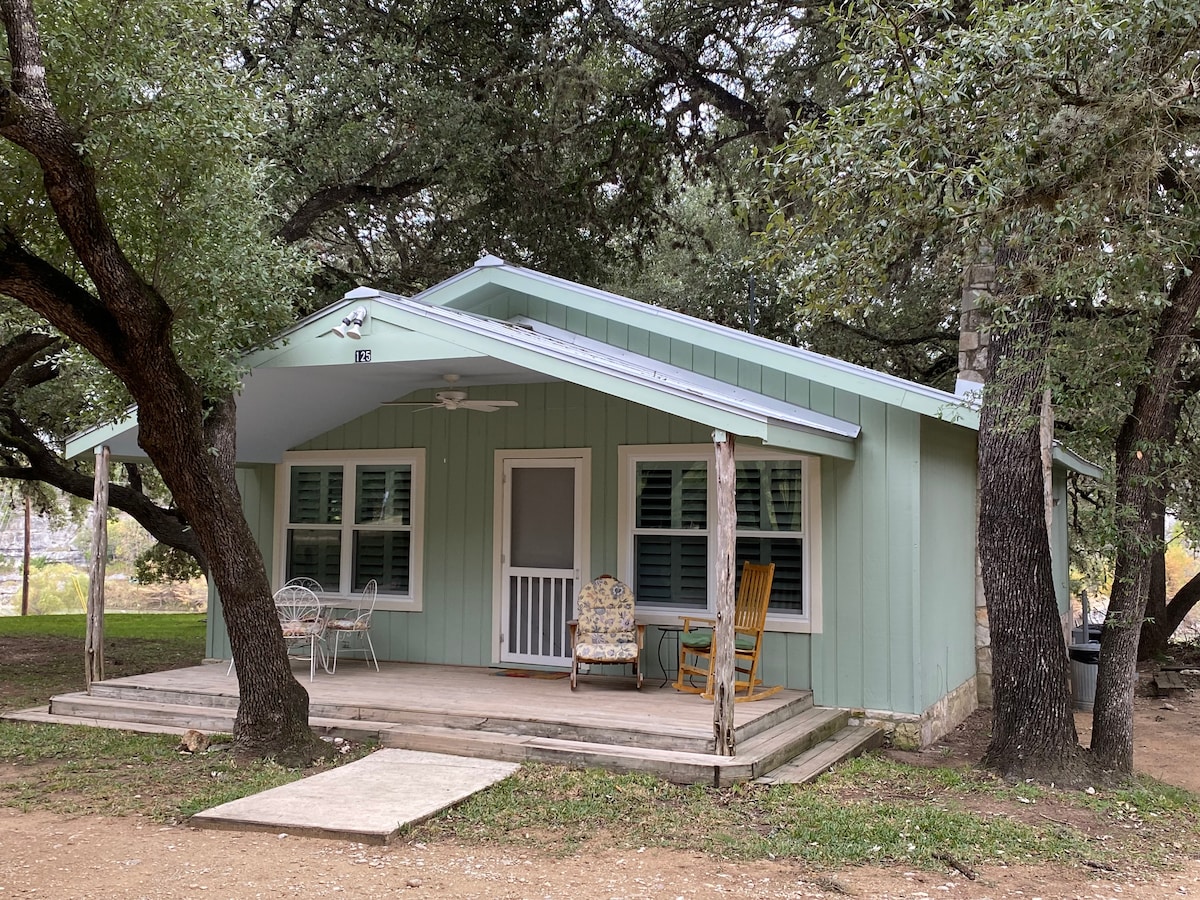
[275,448,426,612]
[617,443,821,634]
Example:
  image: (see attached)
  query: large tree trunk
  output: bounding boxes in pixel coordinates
[0,0,318,760]
[1092,268,1200,775]
[1138,495,1172,660]
[136,392,318,759]
[979,304,1085,781]
[1140,570,1200,660]
[1138,380,1200,662]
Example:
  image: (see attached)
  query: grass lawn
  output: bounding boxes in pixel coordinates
[0,613,1197,874]
[0,612,207,712]
[0,612,356,820]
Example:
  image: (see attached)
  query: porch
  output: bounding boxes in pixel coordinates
[25,662,882,785]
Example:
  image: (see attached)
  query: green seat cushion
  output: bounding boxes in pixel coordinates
[680,629,757,652]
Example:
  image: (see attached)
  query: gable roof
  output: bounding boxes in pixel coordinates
[416,255,979,426]
[66,255,978,464]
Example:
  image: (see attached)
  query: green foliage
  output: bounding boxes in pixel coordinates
[103,516,155,572]
[23,563,88,615]
[0,0,312,402]
[251,0,677,299]
[755,0,1200,574]
[134,542,203,584]
[759,1,1200,311]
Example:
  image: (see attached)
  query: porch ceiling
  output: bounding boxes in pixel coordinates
[69,356,552,464]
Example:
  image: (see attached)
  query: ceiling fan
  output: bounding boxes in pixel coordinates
[383,375,519,413]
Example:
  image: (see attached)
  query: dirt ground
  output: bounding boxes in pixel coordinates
[0,689,1197,899]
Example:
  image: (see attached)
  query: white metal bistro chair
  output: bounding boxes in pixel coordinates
[226,582,329,677]
[283,576,324,593]
[274,583,328,681]
[326,579,379,673]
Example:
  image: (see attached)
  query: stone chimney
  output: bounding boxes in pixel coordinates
[956,262,994,396]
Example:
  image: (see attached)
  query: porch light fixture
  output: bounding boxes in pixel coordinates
[332,306,368,339]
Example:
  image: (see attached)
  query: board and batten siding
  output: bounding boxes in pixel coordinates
[1052,466,1070,616]
[916,419,979,713]
[214,379,976,713]
[810,400,927,716]
[286,382,722,674]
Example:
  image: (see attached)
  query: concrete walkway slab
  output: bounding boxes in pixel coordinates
[190,749,520,844]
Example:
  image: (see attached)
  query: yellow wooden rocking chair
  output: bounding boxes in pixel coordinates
[673,561,781,702]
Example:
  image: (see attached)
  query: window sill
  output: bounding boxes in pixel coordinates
[316,595,420,613]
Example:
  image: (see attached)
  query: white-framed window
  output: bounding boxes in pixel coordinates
[618,444,820,633]
[276,449,425,610]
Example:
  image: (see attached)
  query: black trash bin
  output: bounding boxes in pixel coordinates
[1068,642,1101,712]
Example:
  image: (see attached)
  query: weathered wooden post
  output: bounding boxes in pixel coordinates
[85,445,110,690]
[712,430,736,756]
[20,493,30,616]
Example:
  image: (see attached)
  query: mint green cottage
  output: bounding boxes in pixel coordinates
[69,255,1091,746]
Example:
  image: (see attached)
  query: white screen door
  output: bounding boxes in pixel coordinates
[500,457,583,666]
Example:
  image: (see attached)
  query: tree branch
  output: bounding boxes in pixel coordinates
[590,0,785,140]
[0,0,172,349]
[0,330,205,566]
[276,166,437,243]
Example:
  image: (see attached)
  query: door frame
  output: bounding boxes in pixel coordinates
[491,448,591,666]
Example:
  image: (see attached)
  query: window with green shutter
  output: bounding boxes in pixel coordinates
[282,451,424,603]
[632,462,708,607]
[286,466,343,588]
[352,464,413,594]
[623,449,811,619]
[735,460,805,613]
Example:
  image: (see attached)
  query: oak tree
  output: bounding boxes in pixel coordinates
[0,0,323,759]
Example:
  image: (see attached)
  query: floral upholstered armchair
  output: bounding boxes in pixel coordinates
[568,575,645,690]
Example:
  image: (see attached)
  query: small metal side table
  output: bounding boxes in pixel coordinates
[656,625,683,687]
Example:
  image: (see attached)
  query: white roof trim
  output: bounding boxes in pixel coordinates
[1052,444,1104,479]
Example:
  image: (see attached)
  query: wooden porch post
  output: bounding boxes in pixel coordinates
[712,430,736,756]
[20,494,30,616]
[85,445,110,690]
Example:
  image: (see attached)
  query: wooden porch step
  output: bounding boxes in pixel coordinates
[89,681,241,711]
[24,694,406,745]
[22,676,851,786]
[377,704,849,786]
[753,724,885,785]
[48,692,238,732]
[84,679,815,755]
[3,705,220,737]
[378,722,757,785]
[733,706,849,778]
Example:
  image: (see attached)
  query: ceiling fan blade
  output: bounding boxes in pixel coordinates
[381,401,441,410]
[458,400,520,412]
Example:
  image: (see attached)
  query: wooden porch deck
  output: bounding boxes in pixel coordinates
[18,661,882,785]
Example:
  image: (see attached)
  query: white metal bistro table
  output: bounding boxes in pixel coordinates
[656,624,683,687]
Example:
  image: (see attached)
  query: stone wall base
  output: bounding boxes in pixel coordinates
[847,676,980,751]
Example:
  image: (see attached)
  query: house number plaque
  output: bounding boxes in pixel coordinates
[354,349,372,363]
